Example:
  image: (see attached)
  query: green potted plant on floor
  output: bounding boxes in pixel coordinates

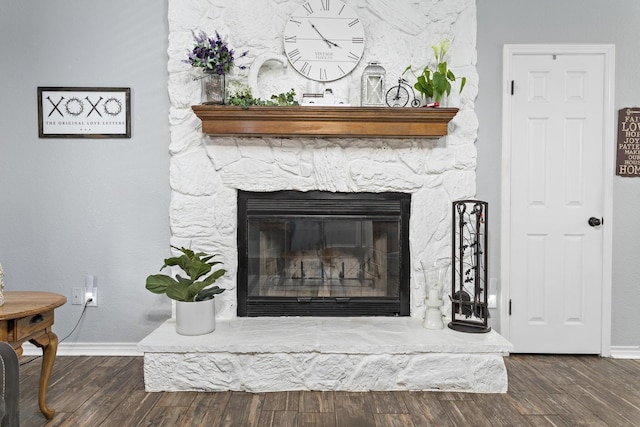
[146,246,226,335]
[406,39,466,107]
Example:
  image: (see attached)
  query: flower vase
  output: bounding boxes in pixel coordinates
[201,72,225,105]
[421,260,448,330]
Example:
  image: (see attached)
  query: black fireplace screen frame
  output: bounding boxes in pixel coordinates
[237,190,411,317]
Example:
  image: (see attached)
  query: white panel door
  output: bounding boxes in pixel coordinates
[507,51,607,353]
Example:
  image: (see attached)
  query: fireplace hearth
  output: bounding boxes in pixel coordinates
[237,191,410,317]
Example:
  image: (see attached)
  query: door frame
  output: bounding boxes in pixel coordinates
[500,44,615,356]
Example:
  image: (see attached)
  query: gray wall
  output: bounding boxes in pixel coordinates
[1,0,638,348]
[0,1,172,343]
[476,0,640,346]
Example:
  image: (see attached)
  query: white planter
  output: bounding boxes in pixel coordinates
[175,299,216,336]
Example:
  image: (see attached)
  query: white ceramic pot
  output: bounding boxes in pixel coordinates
[175,298,216,336]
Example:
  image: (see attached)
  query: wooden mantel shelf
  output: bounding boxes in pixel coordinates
[192,105,458,138]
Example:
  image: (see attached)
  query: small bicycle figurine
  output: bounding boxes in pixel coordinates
[385,77,421,108]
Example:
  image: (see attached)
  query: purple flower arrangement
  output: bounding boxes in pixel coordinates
[184,30,248,75]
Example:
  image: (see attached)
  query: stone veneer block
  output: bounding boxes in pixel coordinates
[139,317,513,393]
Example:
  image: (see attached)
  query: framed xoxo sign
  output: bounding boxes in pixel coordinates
[37,87,131,138]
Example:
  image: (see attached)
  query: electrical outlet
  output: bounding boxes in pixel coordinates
[488,294,497,309]
[86,288,98,307]
[72,288,84,305]
[85,274,97,307]
[487,277,498,309]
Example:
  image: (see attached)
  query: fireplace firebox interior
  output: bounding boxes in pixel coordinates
[237,191,410,316]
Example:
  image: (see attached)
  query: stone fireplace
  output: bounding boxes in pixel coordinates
[165,0,481,326]
[138,0,512,394]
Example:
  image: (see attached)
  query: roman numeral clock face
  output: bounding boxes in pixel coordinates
[283,0,365,82]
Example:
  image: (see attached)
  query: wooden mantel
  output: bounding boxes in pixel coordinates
[192,105,458,138]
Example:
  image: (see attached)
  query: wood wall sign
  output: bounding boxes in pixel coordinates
[616,108,640,177]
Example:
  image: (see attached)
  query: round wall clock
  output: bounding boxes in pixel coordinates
[283,0,365,82]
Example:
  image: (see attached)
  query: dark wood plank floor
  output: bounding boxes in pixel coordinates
[18,354,640,427]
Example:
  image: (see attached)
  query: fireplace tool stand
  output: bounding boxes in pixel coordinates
[449,200,491,333]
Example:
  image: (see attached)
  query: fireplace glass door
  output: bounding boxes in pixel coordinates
[238,191,410,316]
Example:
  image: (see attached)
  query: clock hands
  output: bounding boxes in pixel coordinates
[309,22,341,48]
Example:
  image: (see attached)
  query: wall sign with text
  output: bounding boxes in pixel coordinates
[38,87,131,138]
[617,107,640,177]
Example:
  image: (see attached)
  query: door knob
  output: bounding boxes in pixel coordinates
[588,217,602,227]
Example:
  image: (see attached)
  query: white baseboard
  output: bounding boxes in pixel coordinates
[20,341,143,357]
[610,345,640,359]
[19,342,640,359]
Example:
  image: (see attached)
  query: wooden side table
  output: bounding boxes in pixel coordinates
[0,291,67,419]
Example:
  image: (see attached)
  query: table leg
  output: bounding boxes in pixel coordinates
[29,330,59,420]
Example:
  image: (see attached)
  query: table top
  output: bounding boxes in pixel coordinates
[0,291,67,320]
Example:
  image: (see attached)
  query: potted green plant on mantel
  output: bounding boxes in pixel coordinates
[406,39,467,107]
[146,246,225,336]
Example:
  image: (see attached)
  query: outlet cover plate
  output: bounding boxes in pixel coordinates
[72,288,84,305]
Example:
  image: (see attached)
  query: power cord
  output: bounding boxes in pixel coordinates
[19,297,93,367]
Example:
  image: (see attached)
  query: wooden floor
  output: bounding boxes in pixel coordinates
[18,354,640,427]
